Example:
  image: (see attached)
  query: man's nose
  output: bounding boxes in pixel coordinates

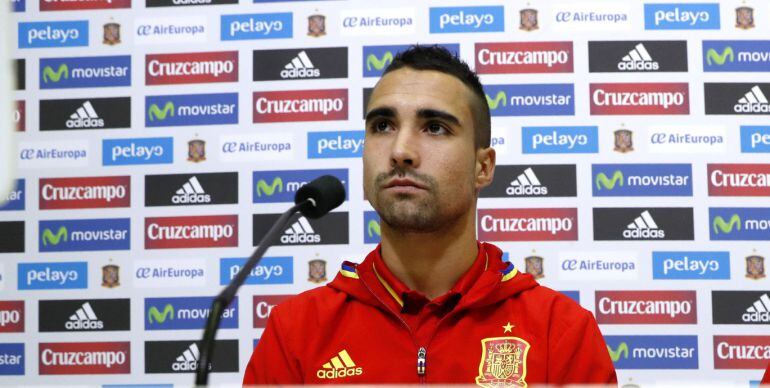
[390,127,420,169]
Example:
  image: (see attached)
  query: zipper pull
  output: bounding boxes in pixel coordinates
[416,347,427,376]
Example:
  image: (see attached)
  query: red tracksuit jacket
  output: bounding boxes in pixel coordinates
[244,242,617,385]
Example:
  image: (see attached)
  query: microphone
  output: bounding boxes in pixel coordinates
[195,175,345,386]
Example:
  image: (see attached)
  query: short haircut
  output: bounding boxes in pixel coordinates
[381,45,491,149]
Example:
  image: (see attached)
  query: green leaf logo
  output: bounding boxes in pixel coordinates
[366,52,394,71]
[607,342,629,362]
[367,219,381,238]
[42,226,68,246]
[256,177,283,197]
[706,47,734,66]
[42,64,68,83]
[486,91,507,110]
[148,304,174,324]
[148,102,175,122]
[595,170,624,190]
[713,214,741,234]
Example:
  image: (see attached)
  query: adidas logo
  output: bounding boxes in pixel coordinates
[281,216,321,244]
[617,43,659,71]
[65,302,104,330]
[171,176,211,204]
[506,168,547,196]
[280,51,320,79]
[65,101,105,129]
[742,293,770,323]
[316,350,363,379]
[622,210,665,239]
[734,85,770,113]
[172,343,205,372]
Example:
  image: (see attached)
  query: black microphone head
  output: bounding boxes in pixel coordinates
[295,175,345,219]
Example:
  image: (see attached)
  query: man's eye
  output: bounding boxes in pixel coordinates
[374,121,392,132]
[426,123,447,135]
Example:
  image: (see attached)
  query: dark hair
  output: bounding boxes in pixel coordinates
[382,45,491,149]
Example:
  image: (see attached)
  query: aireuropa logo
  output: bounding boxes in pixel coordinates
[144,340,237,373]
[364,211,381,244]
[742,126,770,153]
[595,290,697,324]
[551,3,632,31]
[0,344,23,375]
[39,56,130,89]
[605,335,698,369]
[647,125,725,154]
[653,251,730,280]
[0,222,23,253]
[220,13,292,41]
[145,296,237,330]
[103,137,173,166]
[253,213,349,246]
[521,126,598,154]
[484,84,574,116]
[712,291,770,325]
[590,83,689,115]
[253,295,291,328]
[253,169,348,203]
[134,259,206,288]
[588,41,688,72]
[705,83,770,115]
[39,342,130,375]
[557,252,637,281]
[220,257,292,285]
[145,215,238,249]
[253,89,348,123]
[220,132,294,162]
[38,299,130,332]
[39,218,130,252]
[39,97,131,131]
[146,93,237,127]
[363,44,459,78]
[253,47,347,81]
[429,6,503,33]
[593,208,694,240]
[18,140,89,169]
[145,51,238,85]
[477,208,578,241]
[147,0,235,7]
[475,42,573,74]
[644,3,720,30]
[592,164,692,197]
[0,301,24,333]
[341,8,415,36]
[135,16,207,44]
[39,176,130,209]
[146,172,238,206]
[703,41,770,72]
[714,335,770,369]
[0,179,25,211]
[708,164,770,196]
[40,0,129,10]
[481,165,576,198]
[307,131,364,159]
[18,21,88,48]
[18,262,87,290]
[710,208,770,240]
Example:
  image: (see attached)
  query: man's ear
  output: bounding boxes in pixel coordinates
[475,146,496,192]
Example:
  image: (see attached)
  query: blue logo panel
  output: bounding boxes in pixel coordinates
[0,179,25,211]
[605,335,698,369]
[103,137,173,166]
[429,6,504,33]
[485,84,575,116]
[253,169,348,203]
[18,21,88,48]
[652,251,730,279]
[522,126,598,154]
[18,262,87,290]
[145,296,238,330]
[220,257,293,285]
[0,344,24,375]
[364,211,381,244]
[362,44,459,77]
[644,3,720,30]
[12,0,25,12]
[710,208,770,241]
[592,164,693,197]
[146,93,238,127]
[39,218,130,252]
[703,41,770,72]
[307,131,364,159]
[741,126,770,153]
[221,13,292,41]
[560,291,580,304]
[39,56,131,89]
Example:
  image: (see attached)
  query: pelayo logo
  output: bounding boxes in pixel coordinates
[145,296,237,330]
[38,299,130,332]
[253,47,348,81]
[221,13,292,40]
[39,342,130,375]
[521,126,598,154]
[588,41,688,72]
[253,89,348,123]
[39,97,131,131]
[39,218,130,252]
[429,6,503,33]
[644,3,720,30]
[477,208,578,241]
[144,340,237,374]
[593,207,694,241]
[592,164,692,196]
[484,84,574,116]
[703,41,770,72]
[145,51,238,85]
[595,290,697,324]
[145,172,238,206]
[605,335,698,369]
[40,56,130,89]
[590,83,689,115]
[710,208,770,240]
[103,137,173,166]
[364,211,381,244]
[39,176,130,209]
[307,131,364,159]
[253,213,348,246]
[146,93,237,127]
[742,126,770,153]
[476,42,573,74]
[18,262,87,290]
[145,215,238,249]
[480,165,576,198]
[714,335,770,369]
[253,169,348,203]
[220,257,292,285]
[652,251,730,280]
[363,44,459,77]
[705,83,770,115]
[18,21,88,48]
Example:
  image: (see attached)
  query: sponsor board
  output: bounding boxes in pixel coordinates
[14,59,24,90]
[253,213,348,246]
[593,208,694,241]
[39,218,130,252]
[145,340,237,373]
[18,262,87,290]
[253,47,347,81]
[133,259,206,288]
[592,164,692,196]
[703,41,770,72]
[39,176,130,209]
[475,41,573,74]
[145,215,238,249]
[135,16,207,44]
[551,3,632,31]
[41,0,129,10]
[364,211,381,244]
[103,137,173,166]
[708,164,770,196]
[521,126,598,154]
[12,0,24,12]
[0,264,4,290]
[0,344,24,375]
[363,44,459,78]
[220,132,294,162]
[145,51,238,85]
[647,125,725,153]
[484,84,574,116]
[705,83,770,115]
[341,7,415,36]
[40,55,130,89]
[39,97,131,131]
[220,257,293,285]
[18,21,88,48]
[742,126,770,153]
[590,83,689,115]
[588,41,688,72]
[429,6,503,33]
[14,100,24,131]
[146,93,237,127]
[712,291,770,325]
[480,165,576,198]
[307,131,364,159]
[477,208,578,241]
[714,335,770,369]
[557,252,637,281]
[0,221,24,253]
[490,130,510,158]
[39,342,130,375]
[0,179,25,211]
[18,140,89,169]
[220,12,292,40]
[710,208,770,240]
[0,301,24,332]
[644,3,720,29]
[253,295,291,328]
[561,291,580,304]
[38,299,130,332]
[253,89,347,123]
[145,296,237,330]
[595,290,697,324]
[253,169,348,203]
[146,172,238,206]
[605,335,698,369]
[147,0,235,7]
[652,251,730,280]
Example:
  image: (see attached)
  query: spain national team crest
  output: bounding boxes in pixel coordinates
[746,254,766,280]
[519,8,538,31]
[102,264,120,288]
[476,337,530,388]
[614,128,634,153]
[524,255,544,279]
[308,258,327,283]
[188,139,206,162]
[736,6,755,29]
[103,22,121,45]
[308,14,326,37]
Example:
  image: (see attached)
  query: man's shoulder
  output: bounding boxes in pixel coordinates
[512,283,593,321]
[273,284,347,314]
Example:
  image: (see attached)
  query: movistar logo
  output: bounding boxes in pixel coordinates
[713,214,741,234]
[366,52,393,71]
[42,64,68,83]
[607,342,629,362]
[595,171,624,190]
[42,226,68,246]
[147,304,174,324]
[706,47,734,66]
[486,91,507,110]
[367,220,381,238]
[148,102,175,122]
[256,177,283,197]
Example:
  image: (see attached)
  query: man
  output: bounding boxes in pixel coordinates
[763,363,769,385]
[244,45,617,385]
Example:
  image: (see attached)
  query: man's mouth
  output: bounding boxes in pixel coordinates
[383,178,428,192]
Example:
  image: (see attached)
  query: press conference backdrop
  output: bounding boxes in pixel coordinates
[1,0,770,386]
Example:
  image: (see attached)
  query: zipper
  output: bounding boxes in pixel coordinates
[416,347,427,382]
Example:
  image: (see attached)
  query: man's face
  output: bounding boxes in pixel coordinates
[363,67,492,233]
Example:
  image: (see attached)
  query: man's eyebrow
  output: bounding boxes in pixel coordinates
[417,109,460,126]
[365,107,395,122]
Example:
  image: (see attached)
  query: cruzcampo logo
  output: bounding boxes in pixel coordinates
[706,47,734,66]
[713,214,741,234]
[42,64,68,83]
[367,219,381,238]
[607,342,629,362]
[147,102,175,122]
[255,177,283,197]
[596,171,624,190]
[42,226,68,246]
[366,52,394,71]
[147,304,174,324]
[486,91,507,110]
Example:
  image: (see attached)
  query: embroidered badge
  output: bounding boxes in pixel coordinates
[476,336,530,388]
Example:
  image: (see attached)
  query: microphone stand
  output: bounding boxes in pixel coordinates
[195,199,311,386]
